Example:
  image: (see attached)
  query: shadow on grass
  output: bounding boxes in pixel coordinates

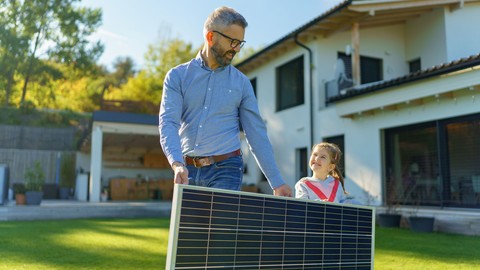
[0,218,171,270]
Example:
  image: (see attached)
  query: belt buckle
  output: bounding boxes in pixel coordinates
[193,157,214,168]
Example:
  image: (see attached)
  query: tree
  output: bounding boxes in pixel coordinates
[232,46,259,65]
[111,56,136,87]
[105,38,197,109]
[0,0,103,107]
[98,56,136,105]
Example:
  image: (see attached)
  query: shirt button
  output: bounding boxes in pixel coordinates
[204,106,207,109]
[208,88,211,91]
[199,125,202,128]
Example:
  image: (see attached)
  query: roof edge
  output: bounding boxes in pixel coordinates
[235,0,353,70]
[329,53,480,103]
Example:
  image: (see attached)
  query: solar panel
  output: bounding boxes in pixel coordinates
[166,184,375,270]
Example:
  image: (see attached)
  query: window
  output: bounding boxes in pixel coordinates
[276,56,304,111]
[324,135,346,177]
[241,78,258,132]
[443,116,480,206]
[409,58,421,73]
[250,78,257,97]
[338,52,383,84]
[296,147,308,181]
[385,123,439,206]
[385,113,480,208]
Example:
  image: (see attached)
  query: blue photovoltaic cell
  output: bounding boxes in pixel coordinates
[167,185,375,270]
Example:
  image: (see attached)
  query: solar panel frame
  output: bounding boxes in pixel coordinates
[166,184,375,270]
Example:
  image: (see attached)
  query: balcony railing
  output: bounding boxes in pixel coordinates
[325,78,354,100]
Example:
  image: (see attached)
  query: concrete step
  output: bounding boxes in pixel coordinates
[0,199,172,221]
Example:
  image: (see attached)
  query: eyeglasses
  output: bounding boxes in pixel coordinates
[212,30,246,49]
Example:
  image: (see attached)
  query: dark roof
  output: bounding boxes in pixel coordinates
[92,110,158,126]
[328,53,480,103]
[236,0,352,70]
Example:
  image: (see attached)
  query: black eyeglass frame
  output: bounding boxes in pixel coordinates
[212,30,246,49]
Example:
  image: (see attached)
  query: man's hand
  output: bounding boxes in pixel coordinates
[273,184,292,197]
[172,162,189,185]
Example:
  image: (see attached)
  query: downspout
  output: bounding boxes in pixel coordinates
[294,33,314,147]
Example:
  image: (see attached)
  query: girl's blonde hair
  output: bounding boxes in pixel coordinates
[313,142,346,193]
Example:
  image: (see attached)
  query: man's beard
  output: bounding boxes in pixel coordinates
[211,43,236,67]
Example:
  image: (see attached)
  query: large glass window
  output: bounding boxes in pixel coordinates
[444,117,480,206]
[385,113,480,208]
[385,123,439,206]
[276,56,304,111]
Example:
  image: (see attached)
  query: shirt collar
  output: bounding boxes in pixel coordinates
[194,51,227,72]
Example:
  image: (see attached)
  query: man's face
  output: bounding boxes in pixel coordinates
[210,25,245,67]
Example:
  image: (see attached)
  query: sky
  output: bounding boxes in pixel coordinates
[81,0,344,70]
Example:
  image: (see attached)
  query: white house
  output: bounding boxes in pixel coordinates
[237,0,480,233]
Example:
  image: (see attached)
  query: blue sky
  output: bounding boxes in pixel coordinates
[81,0,343,70]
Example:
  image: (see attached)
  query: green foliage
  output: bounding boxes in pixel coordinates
[12,183,26,195]
[233,45,261,65]
[1,4,258,113]
[0,107,90,128]
[0,0,103,107]
[110,56,137,87]
[105,38,197,109]
[24,161,46,192]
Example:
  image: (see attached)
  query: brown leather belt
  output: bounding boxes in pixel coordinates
[184,149,241,168]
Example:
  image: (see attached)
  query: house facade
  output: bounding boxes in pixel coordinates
[237,0,480,227]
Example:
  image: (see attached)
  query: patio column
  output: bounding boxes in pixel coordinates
[89,125,103,202]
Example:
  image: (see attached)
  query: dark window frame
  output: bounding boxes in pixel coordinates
[276,56,305,111]
[338,52,383,84]
[250,77,257,97]
[384,113,480,208]
[409,58,421,73]
[296,147,308,181]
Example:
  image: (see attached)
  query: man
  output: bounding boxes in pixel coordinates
[159,6,292,197]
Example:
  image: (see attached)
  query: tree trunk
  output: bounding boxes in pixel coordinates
[20,11,45,106]
[20,35,41,106]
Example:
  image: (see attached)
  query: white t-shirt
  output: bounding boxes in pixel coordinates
[295,175,347,203]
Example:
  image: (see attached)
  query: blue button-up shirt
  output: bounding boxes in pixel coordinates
[159,53,285,189]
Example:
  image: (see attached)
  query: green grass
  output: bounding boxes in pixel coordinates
[1,218,479,270]
[0,218,170,270]
[375,227,480,270]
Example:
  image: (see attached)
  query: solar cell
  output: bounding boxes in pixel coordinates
[166,185,375,270]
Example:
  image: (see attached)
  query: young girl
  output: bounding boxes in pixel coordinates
[295,142,349,203]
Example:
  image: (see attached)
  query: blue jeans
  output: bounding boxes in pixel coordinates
[187,156,243,191]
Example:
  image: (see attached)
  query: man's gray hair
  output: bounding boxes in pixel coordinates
[203,6,248,36]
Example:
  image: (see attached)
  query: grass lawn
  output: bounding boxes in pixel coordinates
[0,218,479,270]
[0,218,169,270]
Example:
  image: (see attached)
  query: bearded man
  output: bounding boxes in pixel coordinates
[159,6,292,197]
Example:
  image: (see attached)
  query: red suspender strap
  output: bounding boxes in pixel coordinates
[304,179,339,202]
